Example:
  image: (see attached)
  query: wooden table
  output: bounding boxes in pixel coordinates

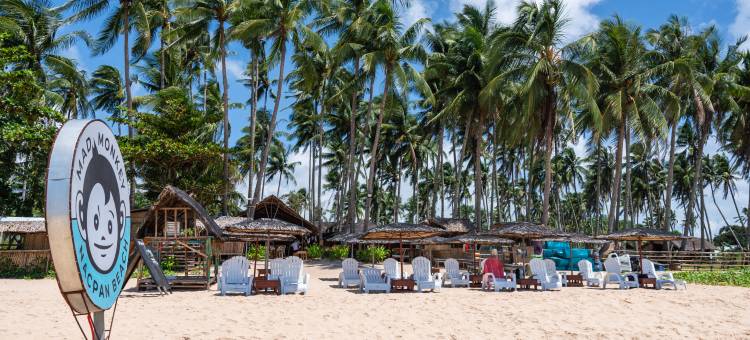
[639,277,657,289]
[469,274,483,288]
[565,274,583,287]
[517,278,539,290]
[253,278,281,295]
[391,278,415,292]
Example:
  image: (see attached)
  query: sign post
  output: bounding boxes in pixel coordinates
[46,119,130,339]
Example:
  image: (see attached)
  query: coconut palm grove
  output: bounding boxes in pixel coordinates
[1,0,749,251]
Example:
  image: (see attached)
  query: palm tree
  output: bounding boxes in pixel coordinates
[45,56,92,119]
[89,65,124,132]
[173,0,239,215]
[266,145,300,196]
[503,0,599,226]
[236,0,320,218]
[361,0,429,227]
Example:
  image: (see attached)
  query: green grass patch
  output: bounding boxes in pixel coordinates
[674,269,750,288]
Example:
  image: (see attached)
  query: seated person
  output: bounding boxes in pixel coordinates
[482,249,505,287]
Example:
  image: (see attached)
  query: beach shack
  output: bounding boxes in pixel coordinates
[133,186,224,290]
[422,218,472,259]
[0,217,51,271]
[250,195,319,245]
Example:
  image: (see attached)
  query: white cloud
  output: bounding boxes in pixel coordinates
[730,0,750,39]
[61,45,86,71]
[447,0,601,41]
[224,58,246,80]
[402,0,434,28]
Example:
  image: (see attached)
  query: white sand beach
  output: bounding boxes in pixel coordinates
[1,261,749,339]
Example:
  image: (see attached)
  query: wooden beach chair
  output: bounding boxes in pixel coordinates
[602,257,639,289]
[411,256,442,292]
[339,258,361,288]
[577,259,602,287]
[219,256,253,296]
[444,258,471,288]
[530,258,562,291]
[642,259,686,290]
[268,258,285,280]
[384,258,401,279]
[359,268,390,294]
[280,256,309,294]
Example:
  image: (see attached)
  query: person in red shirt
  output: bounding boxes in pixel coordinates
[482,249,505,289]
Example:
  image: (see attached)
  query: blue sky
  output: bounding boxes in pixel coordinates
[57,0,749,232]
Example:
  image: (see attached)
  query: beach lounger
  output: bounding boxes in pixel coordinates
[642,259,686,290]
[607,253,633,272]
[339,258,361,288]
[220,256,253,296]
[602,257,639,289]
[384,258,401,279]
[444,258,471,288]
[268,258,285,280]
[530,258,562,290]
[411,256,442,292]
[280,256,310,295]
[481,257,516,292]
[577,259,602,287]
[359,268,391,294]
[544,259,567,286]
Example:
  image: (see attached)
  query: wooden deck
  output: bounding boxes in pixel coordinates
[138,276,216,290]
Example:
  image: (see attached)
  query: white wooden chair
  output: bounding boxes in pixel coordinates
[444,258,470,288]
[220,256,253,296]
[384,258,401,279]
[339,258,361,288]
[411,256,442,292]
[577,259,602,287]
[359,268,390,294]
[602,257,639,289]
[268,258,285,280]
[642,258,686,290]
[530,258,562,291]
[279,256,310,294]
[544,259,567,286]
[608,253,633,272]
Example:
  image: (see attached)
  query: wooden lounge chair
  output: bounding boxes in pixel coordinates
[577,259,602,287]
[411,256,442,292]
[602,257,639,289]
[268,258,285,280]
[642,258,686,290]
[544,259,567,286]
[220,256,253,296]
[444,258,471,288]
[530,258,562,290]
[359,268,390,294]
[280,256,310,295]
[339,258,361,288]
[384,258,401,279]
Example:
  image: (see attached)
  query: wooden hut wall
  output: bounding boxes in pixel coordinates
[23,233,49,250]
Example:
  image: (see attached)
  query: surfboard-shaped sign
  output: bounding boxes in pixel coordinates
[46,119,130,313]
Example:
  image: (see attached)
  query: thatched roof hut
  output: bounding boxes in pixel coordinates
[361,223,444,240]
[597,228,687,241]
[250,195,318,234]
[0,217,46,234]
[489,222,561,239]
[445,232,514,245]
[138,185,224,239]
[423,218,472,235]
[222,218,311,236]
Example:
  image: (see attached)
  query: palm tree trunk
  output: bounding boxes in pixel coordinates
[729,188,747,228]
[122,0,135,206]
[608,121,625,233]
[541,106,555,226]
[710,183,744,250]
[438,124,444,218]
[219,23,230,216]
[250,36,287,218]
[364,66,392,226]
[625,129,632,228]
[746,185,750,250]
[664,123,677,231]
[474,114,483,231]
[246,56,259,218]
[454,119,472,217]
[347,57,360,232]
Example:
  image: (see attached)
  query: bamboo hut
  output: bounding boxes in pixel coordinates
[0,217,50,270]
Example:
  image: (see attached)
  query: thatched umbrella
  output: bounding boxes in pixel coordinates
[445,232,514,273]
[406,236,449,262]
[361,223,444,278]
[488,222,562,268]
[597,228,686,273]
[224,218,311,276]
[539,232,611,273]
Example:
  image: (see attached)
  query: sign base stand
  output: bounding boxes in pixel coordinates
[93,311,105,340]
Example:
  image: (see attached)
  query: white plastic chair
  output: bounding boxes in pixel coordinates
[608,253,633,272]
[359,268,391,294]
[444,258,470,288]
[577,259,602,287]
[602,257,639,289]
[544,259,567,286]
[411,256,442,292]
[642,258,686,290]
[530,258,562,290]
[220,256,253,296]
[339,258,361,288]
[279,257,310,294]
[268,258,285,280]
[384,258,401,279]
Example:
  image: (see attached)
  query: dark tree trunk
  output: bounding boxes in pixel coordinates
[220,23,230,216]
[347,58,360,232]
[246,56,259,218]
[664,123,677,230]
[364,66,392,227]
[608,120,625,233]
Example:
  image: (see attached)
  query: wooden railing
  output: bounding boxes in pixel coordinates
[0,250,51,269]
[617,250,750,271]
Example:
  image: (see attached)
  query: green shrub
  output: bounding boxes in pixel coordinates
[246,245,267,260]
[674,269,750,287]
[160,256,177,276]
[306,244,323,259]
[325,245,350,260]
[0,257,54,279]
[356,246,390,263]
